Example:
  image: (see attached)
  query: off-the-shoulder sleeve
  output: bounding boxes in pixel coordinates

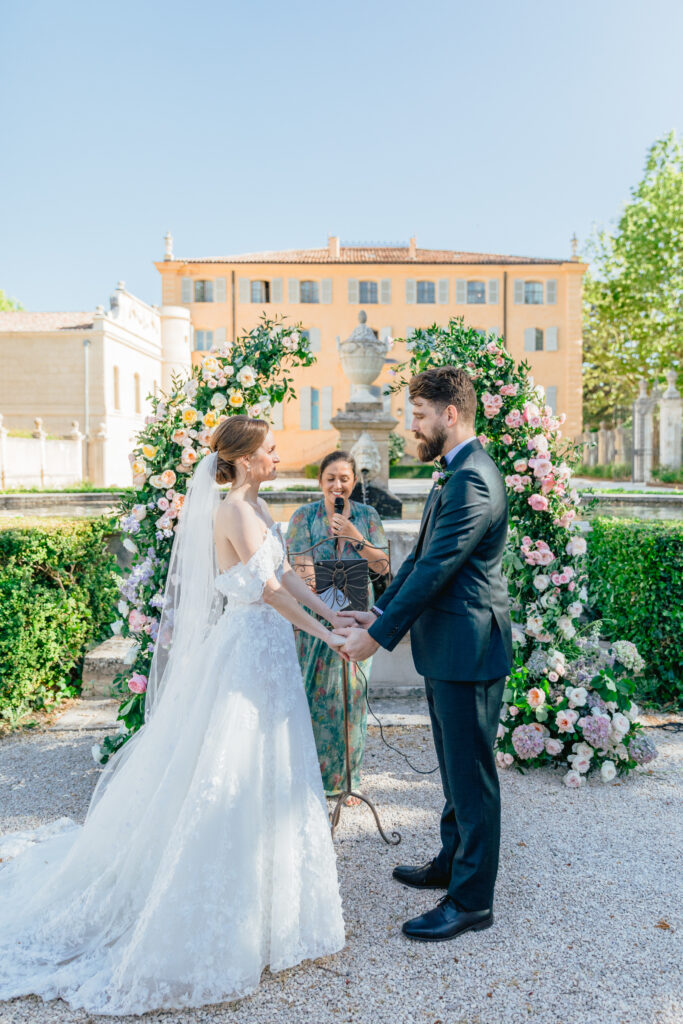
[286,503,312,555]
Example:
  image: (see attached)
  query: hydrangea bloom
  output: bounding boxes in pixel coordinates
[579,714,610,749]
[511,724,546,760]
[628,734,658,765]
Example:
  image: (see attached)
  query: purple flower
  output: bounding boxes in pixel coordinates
[580,714,610,749]
[628,733,658,765]
[511,724,546,760]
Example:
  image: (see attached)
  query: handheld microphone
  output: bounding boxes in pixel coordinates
[334,496,344,516]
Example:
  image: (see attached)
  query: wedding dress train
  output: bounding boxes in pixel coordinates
[0,521,345,1015]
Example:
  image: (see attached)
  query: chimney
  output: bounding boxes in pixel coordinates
[328,235,340,259]
[409,236,417,260]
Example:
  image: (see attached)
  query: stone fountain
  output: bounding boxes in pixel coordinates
[331,311,402,518]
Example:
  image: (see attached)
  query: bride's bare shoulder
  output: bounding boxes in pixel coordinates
[257,496,275,526]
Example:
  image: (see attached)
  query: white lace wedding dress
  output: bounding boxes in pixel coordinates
[0,521,345,1015]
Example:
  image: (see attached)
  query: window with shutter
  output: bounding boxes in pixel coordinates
[405,279,417,304]
[545,327,558,351]
[524,281,543,304]
[238,278,250,304]
[250,280,270,303]
[271,278,283,303]
[417,281,435,304]
[300,281,319,303]
[380,279,391,304]
[379,326,393,343]
[214,327,226,347]
[310,388,320,429]
[487,279,499,304]
[524,327,537,352]
[438,279,449,304]
[321,386,333,429]
[546,279,557,305]
[359,281,378,304]
[321,278,333,304]
[195,330,214,351]
[194,280,214,302]
[288,279,300,303]
[467,281,486,304]
[215,277,227,303]
[348,278,359,303]
[455,280,466,304]
[299,386,312,430]
[513,280,525,304]
[181,277,192,303]
[308,327,322,352]
[404,393,413,428]
[545,386,557,413]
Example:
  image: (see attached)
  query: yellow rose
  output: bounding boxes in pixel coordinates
[203,410,217,428]
[202,357,218,375]
[228,390,244,408]
[182,408,198,426]
[142,444,157,459]
[132,459,146,475]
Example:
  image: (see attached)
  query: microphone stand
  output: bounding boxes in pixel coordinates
[287,528,401,847]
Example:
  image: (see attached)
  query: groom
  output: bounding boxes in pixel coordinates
[338,366,512,942]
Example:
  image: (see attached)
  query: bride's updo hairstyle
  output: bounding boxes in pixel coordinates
[209,415,269,485]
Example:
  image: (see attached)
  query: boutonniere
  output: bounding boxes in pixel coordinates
[431,462,455,489]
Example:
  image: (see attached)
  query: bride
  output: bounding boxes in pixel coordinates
[0,415,347,1016]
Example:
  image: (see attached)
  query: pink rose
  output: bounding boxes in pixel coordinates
[548,671,559,682]
[128,672,147,694]
[556,709,579,733]
[509,705,520,717]
[503,753,514,766]
[514,459,528,473]
[528,494,549,512]
[526,687,546,708]
[160,469,177,488]
[545,738,563,756]
[128,609,147,633]
[502,434,513,444]
[157,497,170,511]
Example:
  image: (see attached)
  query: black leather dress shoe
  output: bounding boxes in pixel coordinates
[392,859,449,890]
[402,896,493,942]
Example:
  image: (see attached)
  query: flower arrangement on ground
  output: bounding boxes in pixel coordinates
[388,317,656,786]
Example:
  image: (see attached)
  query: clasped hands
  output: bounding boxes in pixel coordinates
[329,609,379,662]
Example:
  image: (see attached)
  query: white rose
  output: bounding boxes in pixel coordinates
[579,586,588,602]
[545,738,563,756]
[122,538,138,554]
[237,365,257,387]
[600,760,617,783]
[533,575,551,592]
[211,393,228,410]
[567,601,583,618]
[111,620,123,635]
[572,741,594,761]
[627,702,640,721]
[611,712,630,738]
[564,769,584,788]
[91,744,103,764]
[614,743,628,761]
[566,686,588,707]
[572,755,591,774]
[566,536,587,557]
[117,599,128,616]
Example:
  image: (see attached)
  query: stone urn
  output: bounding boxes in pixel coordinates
[336,311,390,404]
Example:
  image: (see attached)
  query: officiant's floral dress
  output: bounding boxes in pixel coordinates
[287,500,386,796]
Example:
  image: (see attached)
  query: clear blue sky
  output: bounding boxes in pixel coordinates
[1,0,681,311]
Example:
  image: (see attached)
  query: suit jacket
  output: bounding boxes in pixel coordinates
[368,439,512,681]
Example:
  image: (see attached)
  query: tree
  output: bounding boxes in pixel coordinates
[0,289,22,311]
[582,132,683,428]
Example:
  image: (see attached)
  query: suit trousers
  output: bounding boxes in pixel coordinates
[425,674,506,911]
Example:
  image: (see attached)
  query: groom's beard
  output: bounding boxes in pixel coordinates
[415,425,448,463]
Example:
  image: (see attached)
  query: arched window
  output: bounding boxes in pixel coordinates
[251,280,270,303]
[134,373,141,414]
[300,280,320,304]
[359,281,378,304]
[416,281,435,304]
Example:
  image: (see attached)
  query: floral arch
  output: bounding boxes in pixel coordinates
[104,316,656,785]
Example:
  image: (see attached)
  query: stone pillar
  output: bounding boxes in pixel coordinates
[32,417,47,488]
[614,420,630,466]
[633,381,659,483]
[70,420,85,484]
[597,421,610,465]
[0,413,7,490]
[160,306,192,392]
[659,370,682,471]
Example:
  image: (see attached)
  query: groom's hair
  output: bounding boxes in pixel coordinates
[409,366,477,425]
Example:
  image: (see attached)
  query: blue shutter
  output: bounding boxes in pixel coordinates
[271,278,283,303]
[545,385,557,413]
[546,280,557,305]
[488,279,499,304]
[380,279,391,304]
[437,279,449,304]
[321,386,333,429]
[455,279,466,304]
[238,278,250,303]
[514,280,525,304]
[524,327,536,351]
[215,277,227,302]
[214,327,226,347]
[321,278,333,304]
[288,279,300,303]
[545,326,558,351]
[348,278,359,303]
[308,327,322,352]
[271,402,284,429]
[181,277,192,303]
[405,279,417,304]
[299,386,311,429]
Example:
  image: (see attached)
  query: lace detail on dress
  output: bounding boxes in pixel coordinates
[0,522,345,1015]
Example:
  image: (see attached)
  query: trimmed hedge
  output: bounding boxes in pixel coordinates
[0,517,119,724]
[588,517,683,705]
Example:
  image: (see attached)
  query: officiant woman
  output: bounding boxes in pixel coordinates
[287,451,387,802]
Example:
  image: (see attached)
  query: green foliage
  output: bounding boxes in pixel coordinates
[651,466,683,485]
[0,518,119,724]
[587,517,683,704]
[389,463,434,478]
[303,463,320,479]
[0,289,22,311]
[388,431,406,465]
[582,132,683,427]
[577,463,632,480]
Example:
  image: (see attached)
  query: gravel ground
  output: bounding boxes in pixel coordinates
[0,710,681,1024]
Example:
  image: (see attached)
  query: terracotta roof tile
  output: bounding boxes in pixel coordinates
[0,311,95,332]
[174,245,565,266]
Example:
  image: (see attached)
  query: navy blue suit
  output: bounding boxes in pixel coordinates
[369,439,512,909]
